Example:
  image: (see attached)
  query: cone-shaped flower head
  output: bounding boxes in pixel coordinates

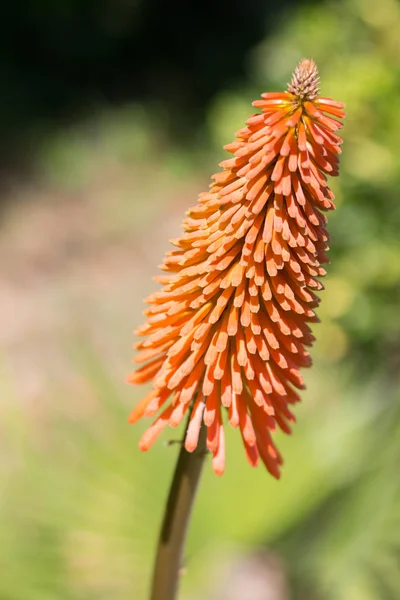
[128,59,345,477]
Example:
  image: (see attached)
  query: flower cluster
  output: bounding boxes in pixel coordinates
[128,59,345,477]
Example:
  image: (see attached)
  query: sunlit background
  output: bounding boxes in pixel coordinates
[2,0,400,598]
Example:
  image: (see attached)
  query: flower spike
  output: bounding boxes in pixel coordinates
[128,59,345,478]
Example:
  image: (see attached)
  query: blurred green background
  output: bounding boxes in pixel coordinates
[2,0,400,598]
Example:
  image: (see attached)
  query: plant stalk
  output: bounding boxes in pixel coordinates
[150,423,207,600]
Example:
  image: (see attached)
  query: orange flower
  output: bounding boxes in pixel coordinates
[128,59,345,477]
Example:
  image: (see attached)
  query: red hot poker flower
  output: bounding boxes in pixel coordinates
[128,59,345,478]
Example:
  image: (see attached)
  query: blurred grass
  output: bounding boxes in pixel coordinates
[1,0,400,598]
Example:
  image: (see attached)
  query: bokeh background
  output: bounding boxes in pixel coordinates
[2,0,400,598]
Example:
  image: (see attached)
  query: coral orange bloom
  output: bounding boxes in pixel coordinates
[128,59,345,477]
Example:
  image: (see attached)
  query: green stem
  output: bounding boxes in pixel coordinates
[150,424,207,600]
